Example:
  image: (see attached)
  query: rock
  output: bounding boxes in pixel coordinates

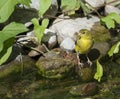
[36,57,74,79]
[30,0,40,10]
[48,35,57,49]
[69,83,98,96]
[90,22,111,58]
[36,50,76,79]
[28,45,47,57]
[76,67,94,82]
[0,55,35,78]
[17,29,57,49]
[42,29,57,49]
[25,22,32,27]
[85,0,105,8]
[105,5,120,15]
[50,15,100,43]
[92,42,110,57]
[60,37,75,51]
[17,31,36,44]
[91,22,111,42]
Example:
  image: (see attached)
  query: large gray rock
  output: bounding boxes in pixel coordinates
[50,15,100,43]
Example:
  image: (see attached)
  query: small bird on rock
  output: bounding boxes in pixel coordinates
[74,29,94,68]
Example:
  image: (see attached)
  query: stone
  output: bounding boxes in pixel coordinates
[42,29,57,49]
[85,0,105,8]
[105,5,120,15]
[36,50,75,79]
[50,15,100,43]
[76,67,94,82]
[69,83,98,96]
[60,37,75,51]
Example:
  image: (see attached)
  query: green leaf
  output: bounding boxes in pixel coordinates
[31,18,41,43]
[0,22,28,52]
[0,38,14,65]
[108,41,120,57]
[0,0,18,23]
[31,18,39,27]
[101,12,120,29]
[17,0,31,6]
[79,1,90,15]
[42,18,49,28]
[61,0,80,15]
[94,60,103,82]
[0,47,12,65]
[39,0,52,17]
[31,18,49,44]
[108,12,120,24]
[101,17,115,29]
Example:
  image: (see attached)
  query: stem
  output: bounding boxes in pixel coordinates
[85,2,102,18]
[106,0,120,5]
[42,44,50,52]
[17,42,45,56]
[44,14,71,19]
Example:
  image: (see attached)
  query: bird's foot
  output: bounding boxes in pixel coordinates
[78,62,84,69]
[87,59,92,67]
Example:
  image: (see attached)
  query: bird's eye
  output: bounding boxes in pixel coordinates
[82,31,86,34]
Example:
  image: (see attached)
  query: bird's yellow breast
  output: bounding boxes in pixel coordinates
[75,37,93,54]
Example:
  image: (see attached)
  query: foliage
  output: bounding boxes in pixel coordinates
[0,0,17,23]
[61,0,80,15]
[101,12,120,29]
[0,38,14,65]
[31,18,49,44]
[0,0,51,65]
[94,60,103,82]
[17,0,31,6]
[79,1,90,15]
[39,0,52,17]
[108,41,120,57]
[0,22,28,65]
[0,0,119,83]
[0,0,31,23]
[61,0,89,15]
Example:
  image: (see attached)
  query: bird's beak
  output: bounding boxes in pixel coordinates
[74,31,83,41]
[78,33,82,37]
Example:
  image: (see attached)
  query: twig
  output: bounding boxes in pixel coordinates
[106,0,120,5]
[17,42,45,56]
[44,14,71,19]
[42,43,50,52]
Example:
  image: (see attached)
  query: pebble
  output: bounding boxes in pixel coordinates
[60,37,75,51]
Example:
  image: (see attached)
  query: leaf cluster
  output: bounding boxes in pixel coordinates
[101,12,120,29]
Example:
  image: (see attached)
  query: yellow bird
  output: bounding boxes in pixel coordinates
[75,29,93,68]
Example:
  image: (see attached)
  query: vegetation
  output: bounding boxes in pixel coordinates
[0,0,120,83]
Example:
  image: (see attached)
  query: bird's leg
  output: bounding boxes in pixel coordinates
[77,53,84,69]
[86,54,92,66]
